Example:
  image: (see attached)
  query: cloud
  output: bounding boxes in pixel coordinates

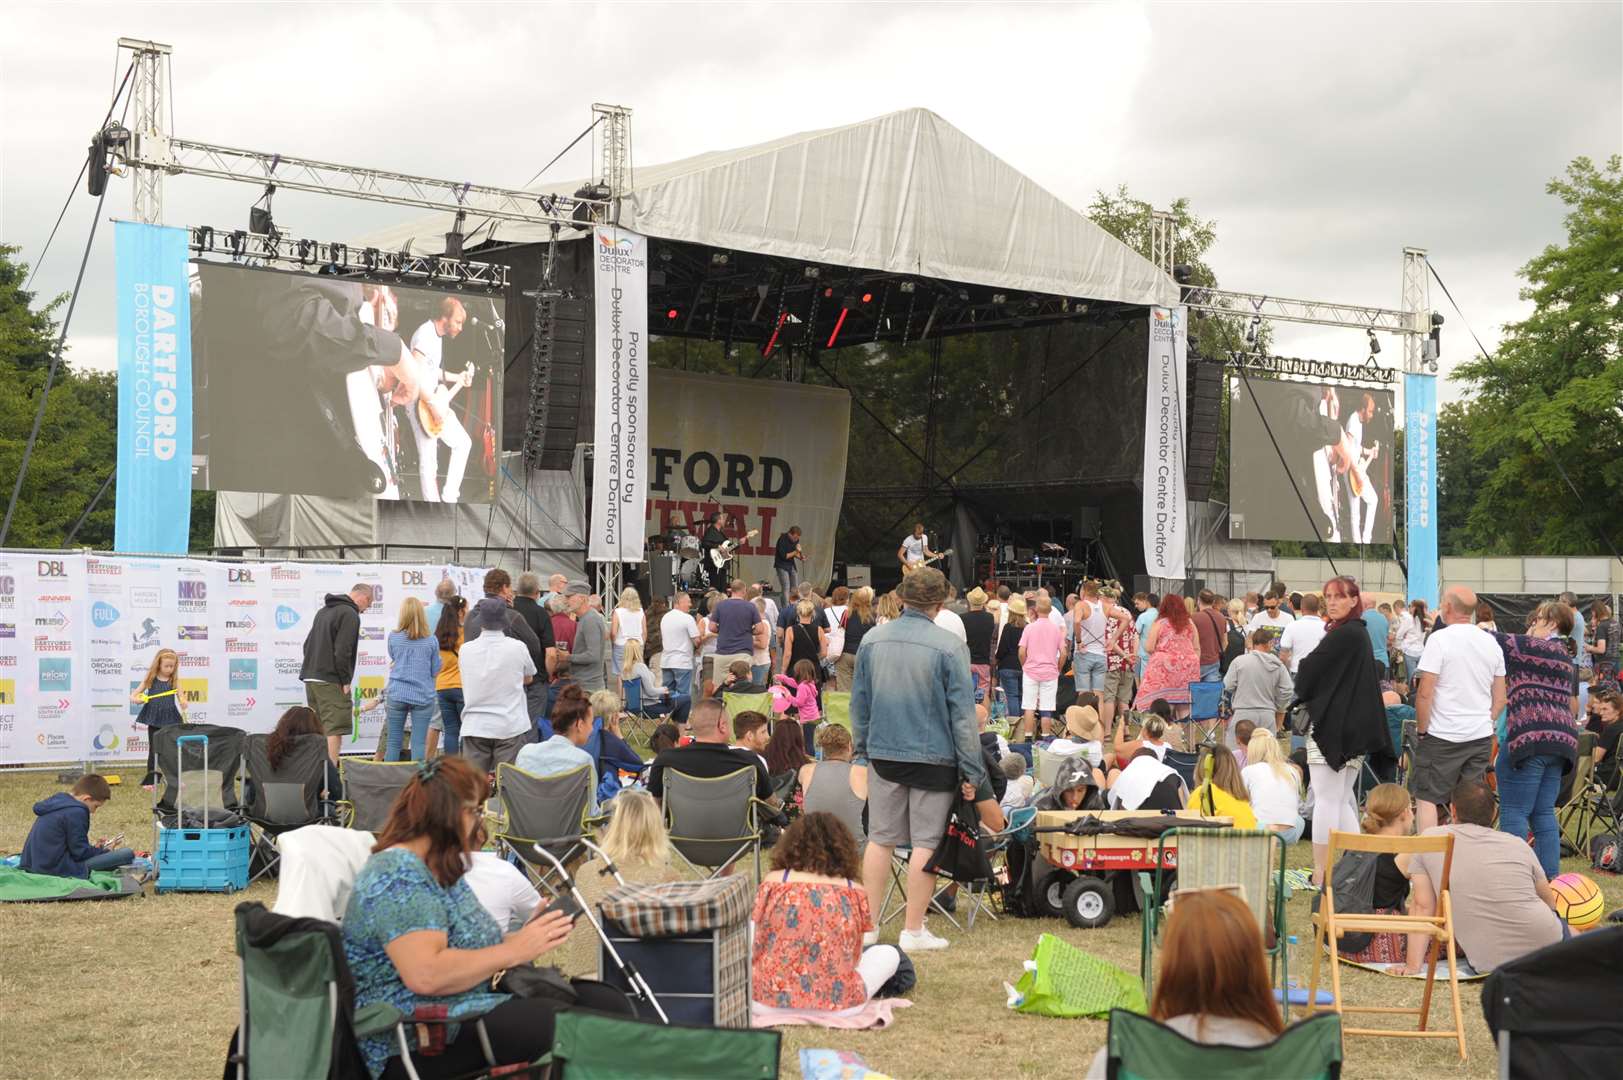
[2,0,1616,411]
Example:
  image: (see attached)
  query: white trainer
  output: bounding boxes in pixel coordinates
[899,925,950,952]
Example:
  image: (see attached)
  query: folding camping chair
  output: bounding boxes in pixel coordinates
[1307,829,1466,1060]
[621,678,660,743]
[242,732,336,884]
[820,691,852,736]
[722,691,773,720]
[1102,1008,1344,1080]
[546,1008,779,1079]
[490,762,599,897]
[338,759,418,833]
[957,806,1039,929]
[1557,732,1615,854]
[1140,828,1288,1012]
[662,767,771,883]
[1187,681,1225,747]
[229,902,528,1080]
[878,847,962,931]
[1481,925,1623,1079]
[150,722,248,853]
[1162,748,1201,792]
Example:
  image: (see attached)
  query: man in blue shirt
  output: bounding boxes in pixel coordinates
[852,567,998,954]
[1362,603,1391,681]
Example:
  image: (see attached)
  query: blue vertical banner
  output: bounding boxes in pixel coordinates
[114,222,193,554]
[1403,372,1438,607]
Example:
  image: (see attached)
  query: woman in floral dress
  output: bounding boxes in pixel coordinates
[1134,594,1201,718]
[750,813,901,1020]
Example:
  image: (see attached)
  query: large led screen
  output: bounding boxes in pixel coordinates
[1228,380,1395,544]
[190,262,504,503]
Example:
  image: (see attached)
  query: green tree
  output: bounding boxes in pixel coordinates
[1452,154,1623,554]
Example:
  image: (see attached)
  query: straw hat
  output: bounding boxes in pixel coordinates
[895,567,949,606]
[1004,594,1028,617]
[966,587,988,609]
[1065,704,1103,742]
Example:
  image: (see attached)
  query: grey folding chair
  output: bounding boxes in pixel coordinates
[662,767,770,883]
[242,733,335,883]
[338,759,419,834]
[491,762,598,897]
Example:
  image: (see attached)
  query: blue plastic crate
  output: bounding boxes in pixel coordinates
[156,823,250,893]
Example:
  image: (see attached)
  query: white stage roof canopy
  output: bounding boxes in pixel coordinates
[364,108,1178,309]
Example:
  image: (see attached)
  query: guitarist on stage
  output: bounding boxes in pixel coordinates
[773,525,805,599]
[406,298,474,503]
[700,510,733,590]
[898,522,939,574]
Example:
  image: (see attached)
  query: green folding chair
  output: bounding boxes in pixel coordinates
[337,759,420,833]
[1103,1008,1343,1080]
[722,691,774,721]
[546,1008,779,1078]
[821,690,851,735]
[1139,828,1289,1014]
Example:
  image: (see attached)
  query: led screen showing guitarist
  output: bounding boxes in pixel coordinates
[188,262,503,503]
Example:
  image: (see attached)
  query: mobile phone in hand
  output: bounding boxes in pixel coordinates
[540,894,584,922]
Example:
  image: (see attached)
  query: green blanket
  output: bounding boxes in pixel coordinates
[0,866,138,902]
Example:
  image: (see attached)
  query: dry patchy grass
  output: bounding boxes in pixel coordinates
[2,766,1615,1079]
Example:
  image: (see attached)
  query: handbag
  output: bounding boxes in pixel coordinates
[823,610,848,661]
[922,794,993,881]
[1286,699,1313,736]
[491,964,579,1006]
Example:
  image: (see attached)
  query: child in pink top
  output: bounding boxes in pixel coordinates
[773,659,823,723]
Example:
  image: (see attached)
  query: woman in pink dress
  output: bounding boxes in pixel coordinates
[1134,594,1200,718]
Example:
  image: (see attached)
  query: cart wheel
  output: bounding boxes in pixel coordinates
[1037,870,1075,918]
[1062,876,1115,929]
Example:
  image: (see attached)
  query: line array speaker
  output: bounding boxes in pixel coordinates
[522,293,588,471]
[1185,358,1223,503]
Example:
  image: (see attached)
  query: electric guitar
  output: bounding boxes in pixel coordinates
[708,529,760,569]
[1346,438,1380,498]
[901,549,954,575]
[417,363,475,437]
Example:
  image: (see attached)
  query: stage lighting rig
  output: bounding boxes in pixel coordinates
[1366,328,1381,355]
[1245,315,1261,346]
[296,239,316,265]
[248,183,276,236]
[1424,311,1444,368]
[362,247,379,272]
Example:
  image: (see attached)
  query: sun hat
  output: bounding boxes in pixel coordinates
[895,567,949,606]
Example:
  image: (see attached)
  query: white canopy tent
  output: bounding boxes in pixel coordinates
[364,107,1178,308]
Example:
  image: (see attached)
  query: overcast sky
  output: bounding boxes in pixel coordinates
[2,2,1618,403]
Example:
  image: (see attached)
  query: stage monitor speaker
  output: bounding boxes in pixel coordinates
[1185,358,1224,503]
[846,564,871,588]
[649,552,676,601]
[522,293,589,471]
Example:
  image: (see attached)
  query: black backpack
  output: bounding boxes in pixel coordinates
[1310,850,1381,952]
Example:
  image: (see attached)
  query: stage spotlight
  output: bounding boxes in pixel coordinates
[861,293,873,304]
[296,239,315,265]
[1172,264,1194,285]
[898,281,916,294]
[248,184,276,236]
[710,252,729,267]
[362,247,379,272]
[228,230,247,259]
[1366,328,1381,355]
[1245,316,1260,346]
[803,266,821,280]
[1426,311,1444,362]
[330,243,346,267]
[193,225,214,251]
[538,193,557,215]
[991,293,1008,305]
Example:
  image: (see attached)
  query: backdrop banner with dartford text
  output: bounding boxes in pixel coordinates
[645,369,851,590]
[1141,306,1188,579]
[0,554,487,765]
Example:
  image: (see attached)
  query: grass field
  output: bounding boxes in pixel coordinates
[2,765,1615,1080]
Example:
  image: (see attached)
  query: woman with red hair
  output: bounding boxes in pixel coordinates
[1134,595,1201,719]
[1084,889,1285,1076]
[1292,575,1393,887]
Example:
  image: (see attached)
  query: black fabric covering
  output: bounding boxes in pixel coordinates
[1480,925,1623,1076]
[244,732,329,826]
[1292,621,1395,771]
[152,723,246,825]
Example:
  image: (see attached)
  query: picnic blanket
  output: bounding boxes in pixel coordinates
[1335,955,1486,980]
[753,998,910,1030]
[0,866,140,902]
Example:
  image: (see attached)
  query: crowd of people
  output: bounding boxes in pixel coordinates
[14,546,1620,1076]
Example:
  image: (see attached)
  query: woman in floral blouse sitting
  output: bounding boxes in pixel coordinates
[342,756,635,1079]
[750,812,901,1020]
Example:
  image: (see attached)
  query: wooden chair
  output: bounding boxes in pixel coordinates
[1305,829,1466,1061]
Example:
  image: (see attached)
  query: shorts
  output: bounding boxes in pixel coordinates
[867,769,954,851]
[1021,674,1058,713]
[1410,734,1492,806]
[460,733,533,774]
[305,680,351,737]
[1103,668,1136,707]
[710,652,753,690]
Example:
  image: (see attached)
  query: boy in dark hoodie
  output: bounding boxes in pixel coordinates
[20,775,133,878]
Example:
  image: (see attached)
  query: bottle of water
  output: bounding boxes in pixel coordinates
[1286,934,1302,990]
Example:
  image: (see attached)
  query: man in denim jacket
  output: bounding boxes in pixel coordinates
[853,567,989,952]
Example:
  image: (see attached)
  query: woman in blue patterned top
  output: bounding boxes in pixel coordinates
[384,598,442,762]
[1493,601,1581,878]
[343,756,634,1079]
